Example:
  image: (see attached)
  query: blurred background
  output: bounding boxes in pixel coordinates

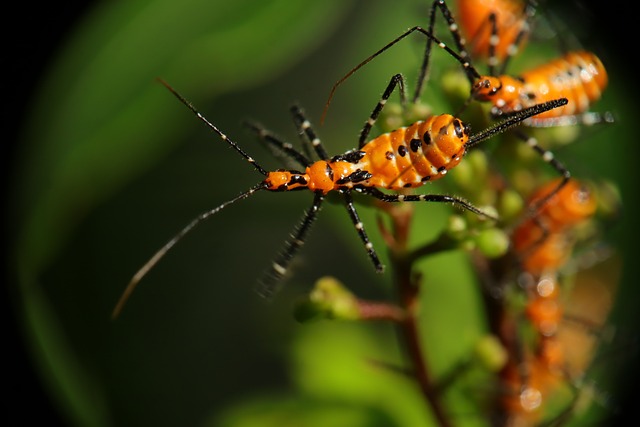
[5,0,638,426]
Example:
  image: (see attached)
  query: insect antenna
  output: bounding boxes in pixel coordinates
[113,79,276,319]
[112,182,268,319]
[157,78,268,176]
[320,26,482,125]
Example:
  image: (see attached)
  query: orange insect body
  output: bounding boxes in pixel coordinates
[472,51,608,122]
[526,275,563,338]
[512,178,598,269]
[456,0,530,61]
[500,352,564,424]
[497,179,599,424]
[516,233,572,276]
[265,114,468,193]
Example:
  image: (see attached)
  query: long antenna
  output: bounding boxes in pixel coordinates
[112,183,267,319]
[321,26,482,125]
[157,78,268,176]
[466,98,568,148]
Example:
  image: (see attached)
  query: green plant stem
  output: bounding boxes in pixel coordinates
[380,201,454,427]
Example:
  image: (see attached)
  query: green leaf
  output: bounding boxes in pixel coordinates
[11,1,356,426]
[15,0,355,279]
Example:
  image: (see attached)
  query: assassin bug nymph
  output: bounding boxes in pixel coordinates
[413,0,537,104]
[111,77,566,318]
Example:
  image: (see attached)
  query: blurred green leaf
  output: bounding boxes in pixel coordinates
[210,392,398,427]
[212,321,433,427]
[12,1,356,426]
[15,0,355,279]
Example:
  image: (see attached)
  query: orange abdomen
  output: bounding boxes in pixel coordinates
[361,115,468,189]
[519,51,608,119]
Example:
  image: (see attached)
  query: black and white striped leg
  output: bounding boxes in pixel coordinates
[486,13,500,76]
[415,0,472,103]
[361,187,499,221]
[489,0,535,76]
[513,128,571,214]
[243,121,312,168]
[290,104,329,160]
[256,192,325,299]
[524,111,615,128]
[340,189,385,273]
[359,73,407,148]
[494,4,533,76]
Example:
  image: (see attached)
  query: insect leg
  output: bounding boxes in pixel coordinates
[290,104,330,160]
[513,128,571,216]
[340,188,385,273]
[495,0,537,76]
[359,73,407,148]
[243,120,312,168]
[522,111,615,128]
[362,187,498,221]
[414,0,472,103]
[256,192,325,299]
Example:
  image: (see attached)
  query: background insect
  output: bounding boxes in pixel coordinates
[454,0,537,75]
[417,1,610,127]
[491,178,614,426]
[412,0,537,103]
[111,78,566,318]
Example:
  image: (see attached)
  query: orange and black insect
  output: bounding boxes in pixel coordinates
[516,179,598,378]
[111,77,566,318]
[453,0,537,75]
[414,1,610,126]
[413,0,536,102]
[495,178,600,425]
[513,179,598,357]
[512,178,598,275]
[324,18,609,217]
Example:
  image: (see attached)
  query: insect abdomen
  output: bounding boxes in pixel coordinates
[361,115,468,190]
[520,51,608,119]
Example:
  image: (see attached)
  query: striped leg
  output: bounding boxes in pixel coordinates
[513,128,571,216]
[256,192,325,299]
[493,5,534,76]
[415,0,472,103]
[359,73,407,148]
[290,104,329,160]
[523,111,615,128]
[243,120,312,168]
[361,187,498,220]
[340,189,385,273]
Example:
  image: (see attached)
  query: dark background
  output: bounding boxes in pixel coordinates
[5,1,636,426]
